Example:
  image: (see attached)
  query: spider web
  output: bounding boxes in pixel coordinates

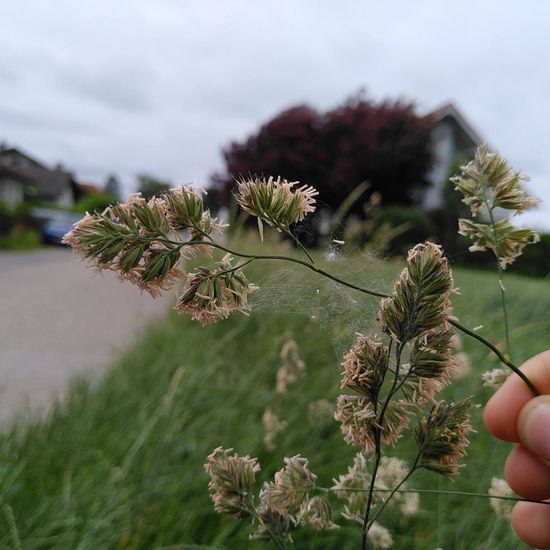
[251,239,395,356]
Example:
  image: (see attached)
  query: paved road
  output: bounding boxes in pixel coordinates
[0,248,172,421]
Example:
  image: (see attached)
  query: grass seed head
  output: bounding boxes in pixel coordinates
[261,455,317,516]
[332,452,373,523]
[297,495,339,530]
[379,242,453,343]
[176,254,258,325]
[235,176,318,236]
[488,477,514,517]
[340,334,389,401]
[368,521,394,549]
[415,398,473,478]
[452,144,540,217]
[204,447,260,518]
[481,367,509,388]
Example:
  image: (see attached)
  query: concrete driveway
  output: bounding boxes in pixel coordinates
[0,248,172,421]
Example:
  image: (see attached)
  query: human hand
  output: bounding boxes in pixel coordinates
[484,350,550,548]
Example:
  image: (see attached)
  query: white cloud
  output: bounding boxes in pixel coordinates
[0,0,548,226]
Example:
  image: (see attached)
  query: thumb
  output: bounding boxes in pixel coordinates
[518,395,550,463]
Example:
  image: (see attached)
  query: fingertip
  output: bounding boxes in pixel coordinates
[517,396,550,461]
[483,351,550,442]
[512,501,550,549]
[505,445,550,500]
[484,386,520,442]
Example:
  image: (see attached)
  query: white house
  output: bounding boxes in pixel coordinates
[0,144,77,207]
[423,103,483,210]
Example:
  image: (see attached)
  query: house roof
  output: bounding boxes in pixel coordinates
[0,162,32,184]
[76,182,100,194]
[427,102,484,146]
[0,146,47,169]
[0,146,74,200]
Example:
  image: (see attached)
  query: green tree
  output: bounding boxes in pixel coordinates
[137,174,171,200]
[104,174,121,200]
[73,192,117,214]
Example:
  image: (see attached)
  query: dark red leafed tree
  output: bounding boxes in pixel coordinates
[212,94,434,218]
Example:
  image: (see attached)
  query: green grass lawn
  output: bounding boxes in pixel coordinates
[1,250,549,549]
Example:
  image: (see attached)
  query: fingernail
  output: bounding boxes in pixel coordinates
[521,401,550,460]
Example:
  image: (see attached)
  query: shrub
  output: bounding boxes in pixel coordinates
[137,174,171,200]
[214,93,434,222]
[0,225,41,250]
[73,192,117,214]
[0,198,14,234]
[512,232,550,278]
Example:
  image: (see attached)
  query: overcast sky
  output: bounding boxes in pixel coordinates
[1,1,549,227]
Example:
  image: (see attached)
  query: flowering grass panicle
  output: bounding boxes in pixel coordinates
[261,455,317,516]
[307,399,335,427]
[379,242,453,343]
[375,457,420,517]
[340,334,389,401]
[62,196,184,297]
[481,367,509,389]
[403,329,457,402]
[204,447,260,518]
[415,398,473,478]
[335,395,376,451]
[235,175,318,239]
[458,218,539,269]
[332,452,373,523]
[252,498,294,543]
[335,396,411,452]
[367,521,394,549]
[297,495,339,531]
[276,340,306,394]
[400,491,420,517]
[452,144,539,216]
[453,144,540,268]
[176,254,258,325]
[63,156,543,546]
[335,242,455,471]
[262,408,288,451]
[488,477,514,518]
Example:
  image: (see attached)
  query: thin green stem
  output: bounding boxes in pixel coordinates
[321,486,550,507]
[365,379,426,531]
[209,259,254,279]
[449,319,538,396]
[247,506,288,550]
[361,450,381,550]
[360,343,404,550]
[204,241,387,298]
[487,205,511,354]
[367,457,421,529]
[276,222,316,264]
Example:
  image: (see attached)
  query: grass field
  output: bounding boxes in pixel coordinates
[1,248,549,549]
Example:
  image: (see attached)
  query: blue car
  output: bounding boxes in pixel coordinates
[42,213,83,245]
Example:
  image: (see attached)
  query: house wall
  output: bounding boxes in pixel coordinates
[54,186,74,208]
[423,120,456,210]
[0,179,24,207]
[423,117,479,211]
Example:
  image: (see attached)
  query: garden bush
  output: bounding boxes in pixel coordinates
[0,225,41,250]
